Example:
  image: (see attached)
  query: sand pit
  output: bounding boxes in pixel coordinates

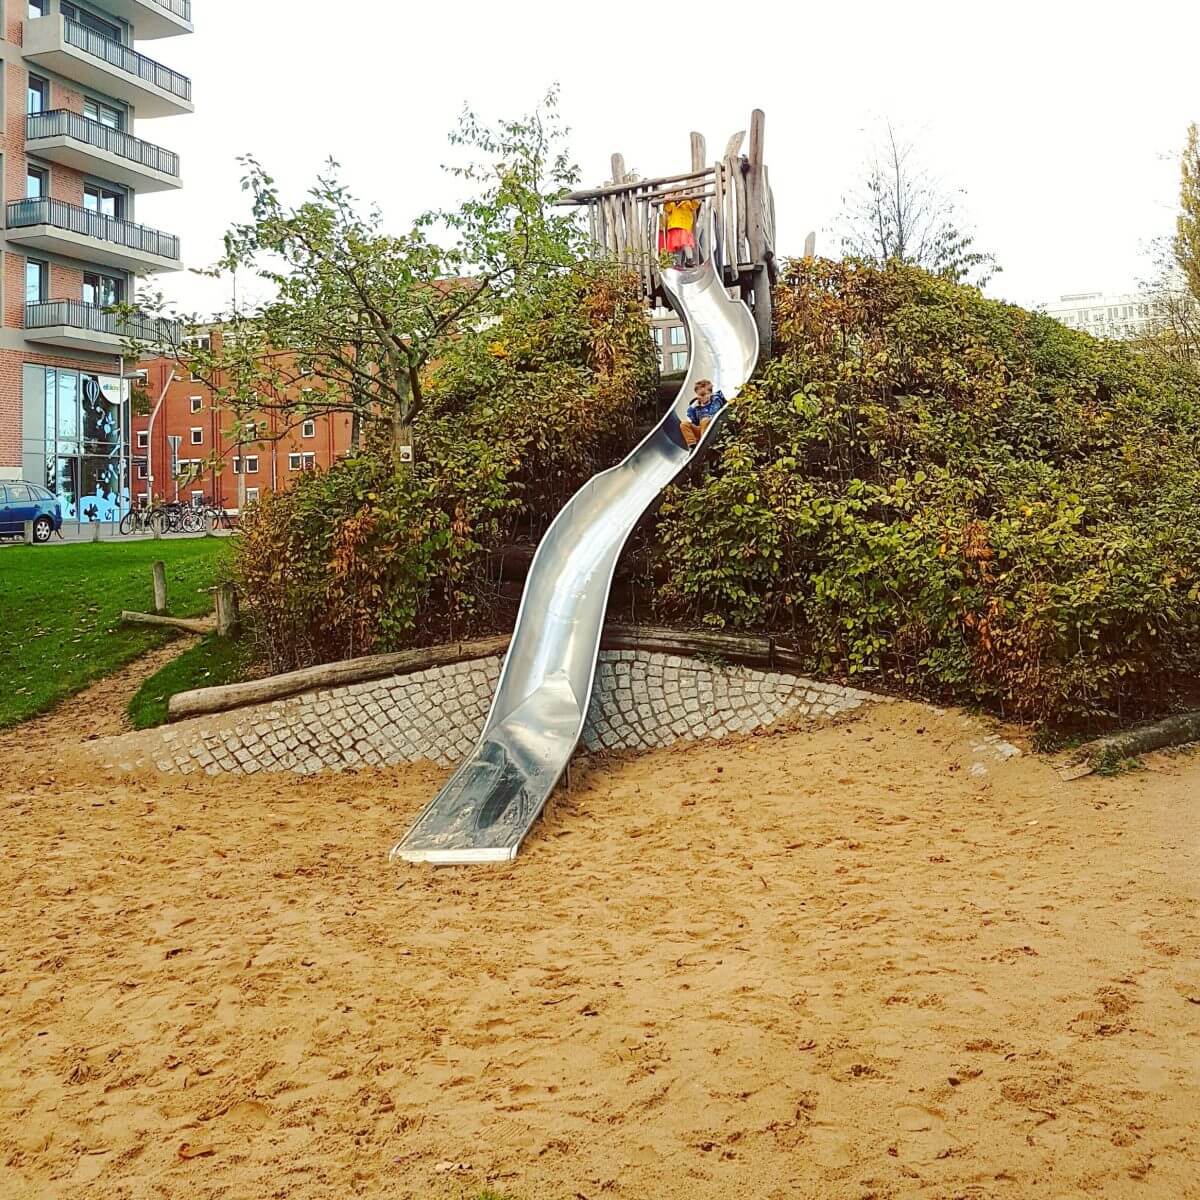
[1,684,1198,1198]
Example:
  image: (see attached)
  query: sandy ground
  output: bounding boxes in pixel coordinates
[1,658,1198,1199]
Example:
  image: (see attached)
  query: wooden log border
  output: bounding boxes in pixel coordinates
[166,623,821,723]
[1063,709,1200,778]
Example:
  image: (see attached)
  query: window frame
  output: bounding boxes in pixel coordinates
[25,256,48,305]
[189,395,202,414]
[27,73,49,116]
[26,164,48,199]
[189,426,203,446]
[301,419,316,439]
[136,430,148,449]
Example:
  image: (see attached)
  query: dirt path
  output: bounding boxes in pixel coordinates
[1,695,1197,1198]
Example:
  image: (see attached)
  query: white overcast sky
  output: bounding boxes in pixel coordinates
[137,0,1200,317]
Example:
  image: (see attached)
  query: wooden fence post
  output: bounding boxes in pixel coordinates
[91,521,100,543]
[152,560,167,614]
[215,583,239,637]
[22,520,33,545]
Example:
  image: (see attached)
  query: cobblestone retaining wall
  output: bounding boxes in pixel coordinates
[97,651,880,777]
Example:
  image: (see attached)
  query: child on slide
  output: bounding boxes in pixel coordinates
[660,193,700,267]
[679,378,726,450]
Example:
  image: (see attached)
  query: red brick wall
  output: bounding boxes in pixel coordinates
[132,353,355,506]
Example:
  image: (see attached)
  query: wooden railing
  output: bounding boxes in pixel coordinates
[559,109,779,351]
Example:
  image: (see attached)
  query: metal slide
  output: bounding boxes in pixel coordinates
[390,260,759,864]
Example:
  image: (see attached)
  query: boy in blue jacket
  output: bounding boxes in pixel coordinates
[679,378,726,449]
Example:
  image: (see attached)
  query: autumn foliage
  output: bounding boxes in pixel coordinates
[652,258,1200,729]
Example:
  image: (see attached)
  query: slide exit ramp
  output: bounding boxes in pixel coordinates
[390,260,759,864]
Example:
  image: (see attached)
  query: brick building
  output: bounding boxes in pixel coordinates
[0,0,191,523]
[132,338,354,511]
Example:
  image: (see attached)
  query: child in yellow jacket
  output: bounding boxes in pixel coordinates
[659,194,700,267]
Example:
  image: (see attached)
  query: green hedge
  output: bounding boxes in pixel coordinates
[653,258,1200,729]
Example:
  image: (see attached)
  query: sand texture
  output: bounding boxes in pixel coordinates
[1,684,1198,1198]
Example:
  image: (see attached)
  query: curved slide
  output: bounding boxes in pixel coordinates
[390,261,759,864]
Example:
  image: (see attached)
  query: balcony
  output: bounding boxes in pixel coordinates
[27,111,181,193]
[96,0,193,40]
[23,15,193,118]
[25,299,181,355]
[7,197,181,274]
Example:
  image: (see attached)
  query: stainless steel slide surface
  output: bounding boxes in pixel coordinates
[390,261,759,864]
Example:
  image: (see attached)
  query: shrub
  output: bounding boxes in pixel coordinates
[653,258,1200,729]
[235,264,656,673]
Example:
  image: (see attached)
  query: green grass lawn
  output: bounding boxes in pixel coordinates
[127,633,253,729]
[0,539,231,729]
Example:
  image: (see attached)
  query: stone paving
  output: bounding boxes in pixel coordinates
[96,650,882,777]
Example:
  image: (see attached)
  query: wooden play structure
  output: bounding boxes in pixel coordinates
[560,108,779,354]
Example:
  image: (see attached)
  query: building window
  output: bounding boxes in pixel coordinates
[289,453,316,471]
[27,74,49,116]
[136,430,148,449]
[245,455,259,474]
[189,427,203,445]
[288,453,301,471]
[25,258,47,304]
[191,491,205,507]
[83,271,123,308]
[653,328,663,346]
[245,488,259,503]
[670,351,688,372]
[301,419,316,438]
[189,395,202,414]
[136,463,147,479]
[28,2,48,17]
[231,456,240,475]
[83,97,124,131]
[84,182,125,219]
[26,166,47,199]
[668,325,686,346]
[61,2,122,41]
[243,420,256,439]
[183,333,211,353]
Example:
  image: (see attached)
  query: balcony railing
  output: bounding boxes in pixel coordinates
[25,299,181,345]
[63,16,191,101]
[27,110,180,178]
[150,0,192,19]
[7,197,180,262]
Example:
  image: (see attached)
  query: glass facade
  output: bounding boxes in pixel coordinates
[21,366,130,523]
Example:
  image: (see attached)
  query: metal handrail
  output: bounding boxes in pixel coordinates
[25,299,181,344]
[26,110,179,177]
[62,17,191,101]
[149,0,191,19]
[7,197,181,261]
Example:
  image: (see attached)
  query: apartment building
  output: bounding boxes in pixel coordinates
[1042,292,1167,341]
[650,307,688,375]
[133,340,354,512]
[0,0,191,523]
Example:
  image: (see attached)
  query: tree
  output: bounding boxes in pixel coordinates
[124,88,584,468]
[840,122,998,286]
[1135,122,1200,366]
[1174,121,1200,305]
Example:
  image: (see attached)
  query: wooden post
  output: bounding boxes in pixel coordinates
[22,520,33,545]
[745,109,773,359]
[689,132,706,172]
[215,583,239,637]
[804,230,816,257]
[152,560,167,614]
[91,521,100,543]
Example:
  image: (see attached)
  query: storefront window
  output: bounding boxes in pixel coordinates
[26,367,129,524]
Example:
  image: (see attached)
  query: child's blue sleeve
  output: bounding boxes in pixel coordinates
[686,402,698,423]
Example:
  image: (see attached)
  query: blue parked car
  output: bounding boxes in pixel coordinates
[0,481,63,543]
